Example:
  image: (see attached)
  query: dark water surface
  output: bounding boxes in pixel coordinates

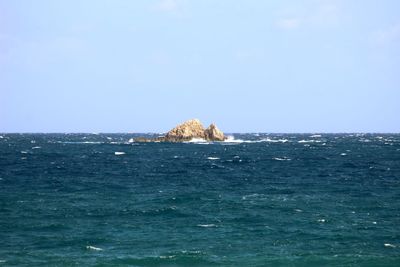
[0,133,399,266]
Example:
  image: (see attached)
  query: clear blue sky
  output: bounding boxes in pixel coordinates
[1,0,399,133]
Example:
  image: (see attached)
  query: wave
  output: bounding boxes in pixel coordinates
[114,152,126,155]
[197,224,217,227]
[298,140,321,143]
[207,157,220,160]
[273,157,291,161]
[223,136,245,143]
[223,136,289,144]
[184,138,210,144]
[86,245,103,251]
[261,138,289,143]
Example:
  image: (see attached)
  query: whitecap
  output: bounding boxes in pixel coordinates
[32,146,41,149]
[384,243,396,248]
[86,245,103,251]
[128,138,135,143]
[106,137,112,140]
[340,153,347,156]
[21,151,28,154]
[114,152,125,155]
[185,138,208,143]
[310,134,322,138]
[207,157,220,160]
[197,224,217,228]
[197,224,216,228]
[159,255,175,259]
[223,136,245,143]
[317,219,326,223]
[261,138,289,143]
[298,139,321,143]
[273,157,291,161]
[0,136,3,139]
[61,141,103,144]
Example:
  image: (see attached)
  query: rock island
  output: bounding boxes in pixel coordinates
[135,119,226,142]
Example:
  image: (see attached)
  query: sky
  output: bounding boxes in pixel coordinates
[1,0,399,133]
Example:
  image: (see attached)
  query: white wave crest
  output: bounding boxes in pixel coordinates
[207,157,220,160]
[114,152,125,155]
[159,255,176,259]
[185,138,208,143]
[261,138,289,143]
[273,157,291,161]
[86,245,103,251]
[224,136,289,144]
[60,141,103,144]
[197,224,217,228]
[298,139,321,143]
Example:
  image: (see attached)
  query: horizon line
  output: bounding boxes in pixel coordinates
[1,132,399,135]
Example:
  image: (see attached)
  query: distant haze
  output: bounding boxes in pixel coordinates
[1,0,399,133]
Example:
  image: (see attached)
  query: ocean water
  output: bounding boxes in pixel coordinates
[0,133,399,266]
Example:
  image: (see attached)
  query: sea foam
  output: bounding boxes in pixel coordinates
[197,224,217,228]
[185,138,209,143]
[86,245,103,251]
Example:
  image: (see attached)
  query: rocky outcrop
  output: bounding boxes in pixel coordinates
[134,119,226,142]
[204,123,225,141]
[164,119,206,142]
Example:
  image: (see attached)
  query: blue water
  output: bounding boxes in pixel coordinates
[0,133,399,266]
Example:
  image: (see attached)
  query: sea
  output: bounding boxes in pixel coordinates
[0,133,399,266]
